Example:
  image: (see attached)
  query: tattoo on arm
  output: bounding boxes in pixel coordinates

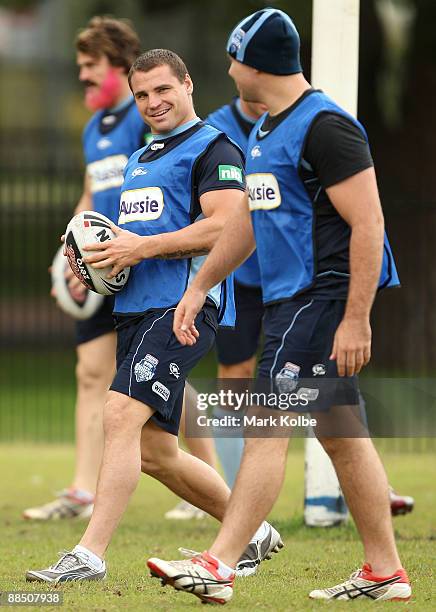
[156,248,209,260]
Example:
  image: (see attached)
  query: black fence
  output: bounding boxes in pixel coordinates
[0,128,435,448]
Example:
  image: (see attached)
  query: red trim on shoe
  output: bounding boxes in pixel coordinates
[360,563,410,584]
[192,552,235,584]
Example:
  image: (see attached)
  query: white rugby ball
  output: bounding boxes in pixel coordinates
[64,211,130,295]
[51,246,104,320]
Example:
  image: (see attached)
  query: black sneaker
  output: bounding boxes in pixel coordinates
[26,550,106,583]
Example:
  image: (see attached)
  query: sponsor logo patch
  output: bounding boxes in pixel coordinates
[250,145,262,159]
[169,362,180,379]
[134,354,159,383]
[247,173,281,210]
[151,142,165,151]
[102,114,116,126]
[275,362,300,393]
[152,381,171,401]
[312,363,326,376]
[228,27,245,55]
[118,187,164,224]
[131,167,148,178]
[297,387,319,401]
[218,165,243,183]
[97,137,112,150]
[87,155,128,193]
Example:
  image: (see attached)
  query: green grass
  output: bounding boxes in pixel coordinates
[1,445,434,611]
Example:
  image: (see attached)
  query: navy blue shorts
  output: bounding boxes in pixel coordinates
[75,296,115,345]
[110,305,217,435]
[257,298,359,411]
[216,282,264,365]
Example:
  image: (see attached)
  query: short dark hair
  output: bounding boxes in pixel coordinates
[75,16,141,74]
[128,49,189,88]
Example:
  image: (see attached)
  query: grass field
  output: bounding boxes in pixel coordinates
[1,445,434,611]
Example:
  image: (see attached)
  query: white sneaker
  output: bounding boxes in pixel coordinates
[236,523,284,576]
[164,500,207,520]
[147,551,234,604]
[26,550,106,584]
[309,563,411,601]
[23,489,94,521]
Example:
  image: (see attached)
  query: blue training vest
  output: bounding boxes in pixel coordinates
[206,102,261,288]
[83,101,146,223]
[114,123,236,326]
[246,90,400,304]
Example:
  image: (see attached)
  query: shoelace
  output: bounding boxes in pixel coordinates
[52,551,84,572]
[325,569,365,594]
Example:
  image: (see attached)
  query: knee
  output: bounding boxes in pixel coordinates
[103,395,141,439]
[76,358,113,392]
[141,441,178,478]
[218,359,255,379]
[318,436,344,458]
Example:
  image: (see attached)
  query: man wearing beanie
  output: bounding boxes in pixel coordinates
[147,8,411,605]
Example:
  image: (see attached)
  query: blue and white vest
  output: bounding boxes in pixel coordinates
[246,90,400,304]
[114,123,236,326]
[83,101,146,223]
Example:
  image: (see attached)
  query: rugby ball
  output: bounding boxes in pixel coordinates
[64,211,130,295]
[51,246,104,320]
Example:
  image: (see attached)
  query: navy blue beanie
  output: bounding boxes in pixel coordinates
[227,8,302,75]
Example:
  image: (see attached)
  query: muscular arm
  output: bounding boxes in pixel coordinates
[145,188,247,260]
[83,188,250,275]
[327,166,385,375]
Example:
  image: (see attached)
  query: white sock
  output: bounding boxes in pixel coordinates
[208,554,234,578]
[250,521,269,543]
[72,545,104,570]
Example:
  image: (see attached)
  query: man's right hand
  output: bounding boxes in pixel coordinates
[173,286,206,345]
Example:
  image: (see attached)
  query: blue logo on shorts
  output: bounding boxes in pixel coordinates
[134,354,159,383]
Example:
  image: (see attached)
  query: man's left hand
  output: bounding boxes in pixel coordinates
[83,225,151,278]
[330,317,372,377]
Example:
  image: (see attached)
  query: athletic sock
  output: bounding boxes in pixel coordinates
[67,488,94,504]
[212,408,244,488]
[207,553,234,578]
[72,545,104,570]
[250,520,269,543]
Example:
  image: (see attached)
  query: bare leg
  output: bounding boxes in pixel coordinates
[209,436,289,567]
[218,356,256,380]
[180,383,217,469]
[319,436,402,575]
[141,421,230,521]
[79,391,153,557]
[73,332,116,494]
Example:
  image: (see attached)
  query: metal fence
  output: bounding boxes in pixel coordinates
[0,129,435,449]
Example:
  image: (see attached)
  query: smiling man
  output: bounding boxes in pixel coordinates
[26,49,281,584]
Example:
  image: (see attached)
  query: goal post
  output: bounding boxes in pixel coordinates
[304,0,360,527]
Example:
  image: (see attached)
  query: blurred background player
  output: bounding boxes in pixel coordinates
[206,94,265,488]
[23,16,146,520]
